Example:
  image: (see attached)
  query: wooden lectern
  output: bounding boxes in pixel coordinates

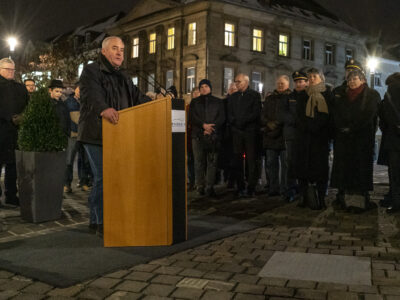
[102,97,187,247]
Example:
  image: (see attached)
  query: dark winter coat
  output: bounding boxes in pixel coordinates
[378,82,400,162]
[0,75,29,163]
[278,89,301,141]
[227,87,261,133]
[189,93,225,148]
[262,89,290,150]
[330,85,380,191]
[78,54,150,145]
[292,86,334,182]
[51,98,71,138]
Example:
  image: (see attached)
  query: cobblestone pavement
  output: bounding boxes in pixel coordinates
[0,165,399,299]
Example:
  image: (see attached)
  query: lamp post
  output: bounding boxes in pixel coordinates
[367,57,378,89]
[7,37,18,59]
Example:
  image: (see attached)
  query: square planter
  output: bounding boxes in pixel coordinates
[16,150,66,223]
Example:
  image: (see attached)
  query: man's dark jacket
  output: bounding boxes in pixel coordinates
[78,55,150,145]
[51,98,71,138]
[227,87,261,132]
[0,75,29,163]
[189,93,225,141]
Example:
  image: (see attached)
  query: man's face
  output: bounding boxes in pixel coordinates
[235,75,249,92]
[74,86,80,99]
[0,62,15,80]
[49,88,63,100]
[276,77,289,93]
[25,80,36,93]
[308,73,322,86]
[294,79,308,91]
[199,84,211,95]
[101,38,124,68]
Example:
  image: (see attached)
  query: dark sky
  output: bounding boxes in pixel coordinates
[0,0,399,54]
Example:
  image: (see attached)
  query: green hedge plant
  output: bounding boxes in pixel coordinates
[18,88,67,152]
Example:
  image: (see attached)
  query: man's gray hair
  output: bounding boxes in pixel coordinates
[102,36,123,49]
[0,57,15,68]
[277,75,290,82]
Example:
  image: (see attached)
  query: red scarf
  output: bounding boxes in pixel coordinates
[347,84,366,102]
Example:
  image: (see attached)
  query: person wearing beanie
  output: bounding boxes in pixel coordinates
[189,78,225,197]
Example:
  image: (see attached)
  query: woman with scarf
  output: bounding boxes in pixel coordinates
[331,68,380,212]
[293,68,333,209]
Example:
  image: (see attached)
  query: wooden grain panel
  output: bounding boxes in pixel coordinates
[103,98,172,247]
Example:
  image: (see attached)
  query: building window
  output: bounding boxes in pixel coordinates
[252,29,263,52]
[278,34,289,57]
[166,70,174,88]
[186,67,195,94]
[223,67,234,94]
[345,48,353,61]
[325,44,335,65]
[303,39,313,60]
[374,73,382,87]
[147,73,155,92]
[149,33,156,54]
[251,71,262,92]
[167,27,175,50]
[188,22,197,46]
[132,76,138,86]
[224,23,235,47]
[132,37,139,58]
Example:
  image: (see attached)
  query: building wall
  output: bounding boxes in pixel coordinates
[369,58,400,98]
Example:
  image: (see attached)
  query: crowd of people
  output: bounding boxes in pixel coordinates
[187,60,400,214]
[0,35,400,238]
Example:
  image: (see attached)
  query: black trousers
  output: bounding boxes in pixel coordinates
[388,150,400,208]
[1,162,18,202]
[232,129,258,192]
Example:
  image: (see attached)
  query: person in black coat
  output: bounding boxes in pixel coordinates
[293,68,333,209]
[227,73,262,197]
[190,79,225,197]
[378,73,400,213]
[48,80,70,138]
[0,58,29,205]
[331,68,380,211]
[262,75,291,198]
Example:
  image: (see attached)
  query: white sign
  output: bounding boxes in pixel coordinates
[172,110,186,133]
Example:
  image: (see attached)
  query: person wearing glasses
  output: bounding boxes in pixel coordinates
[0,58,29,206]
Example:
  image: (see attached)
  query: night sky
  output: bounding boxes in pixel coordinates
[0,0,399,55]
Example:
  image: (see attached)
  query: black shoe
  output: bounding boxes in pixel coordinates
[386,206,400,214]
[88,223,97,234]
[380,198,393,208]
[196,187,205,196]
[5,197,19,206]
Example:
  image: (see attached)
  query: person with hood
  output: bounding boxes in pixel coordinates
[331,66,380,212]
[293,68,333,209]
[189,79,225,197]
[378,72,400,213]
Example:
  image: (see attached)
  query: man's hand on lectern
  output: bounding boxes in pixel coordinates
[101,108,119,125]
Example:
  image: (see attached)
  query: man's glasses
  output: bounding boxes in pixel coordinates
[1,68,15,72]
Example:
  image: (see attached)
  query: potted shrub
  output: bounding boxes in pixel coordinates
[16,88,68,223]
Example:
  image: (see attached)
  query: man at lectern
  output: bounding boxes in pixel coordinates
[78,36,150,236]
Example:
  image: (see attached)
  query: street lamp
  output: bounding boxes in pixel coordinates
[7,37,18,58]
[367,57,378,89]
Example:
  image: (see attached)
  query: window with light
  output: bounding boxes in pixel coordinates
[345,48,353,61]
[132,37,139,58]
[186,67,195,93]
[224,23,235,47]
[167,27,175,50]
[188,22,197,46]
[253,29,263,52]
[303,39,312,60]
[325,44,335,65]
[149,33,156,54]
[279,34,289,57]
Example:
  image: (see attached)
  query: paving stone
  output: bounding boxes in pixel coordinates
[0,290,18,299]
[142,284,176,297]
[141,296,173,300]
[0,272,14,279]
[201,290,233,300]
[234,293,265,300]
[170,287,203,299]
[196,263,221,272]
[178,268,206,278]
[316,282,348,291]
[386,296,400,300]
[372,262,395,270]
[307,248,330,254]
[22,282,52,294]
[172,261,199,269]
[295,288,327,299]
[348,285,378,293]
[379,286,400,295]
[151,275,183,285]
[235,283,265,295]
[0,279,32,292]
[264,286,295,297]
[192,256,216,263]
[154,266,183,275]
[125,271,155,282]
[230,274,258,284]
[88,277,121,289]
[204,280,235,291]
[258,277,287,287]
[105,291,142,299]
[363,295,384,300]
[327,290,358,300]
[9,293,46,300]
[218,264,246,273]
[114,280,148,293]
[203,271,233,281]
[47,285,84,297]
[286,279,316,289]
[77,287,113,299]
[149,258,176,266]
[105,270,131,279]
[130,264,160,272]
